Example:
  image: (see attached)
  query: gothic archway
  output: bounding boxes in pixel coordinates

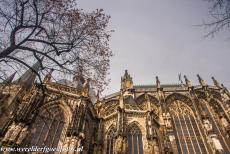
[127,123,143,154]
[106,126,116,154]
[24,104,66,148]
[136,94,159,112]
[169,100,208,154]
[165,93,193,110]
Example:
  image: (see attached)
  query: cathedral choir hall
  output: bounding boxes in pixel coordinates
[0,65,230,154]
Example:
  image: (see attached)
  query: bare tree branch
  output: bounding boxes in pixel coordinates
[0,0,113,92]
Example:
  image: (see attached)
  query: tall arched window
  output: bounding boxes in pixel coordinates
[106,127,116,154]
[169,100,208,154]
[25,105,65,148]
[127,124,143,154]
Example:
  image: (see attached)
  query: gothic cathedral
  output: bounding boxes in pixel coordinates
[0,61,230,154]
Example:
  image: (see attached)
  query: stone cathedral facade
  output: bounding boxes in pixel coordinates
[0,62,230,154]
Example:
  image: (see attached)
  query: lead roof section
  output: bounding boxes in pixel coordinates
[102,84,219,100]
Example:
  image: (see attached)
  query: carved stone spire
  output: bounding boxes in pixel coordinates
[73,66,85,90]
[82,78,90,97]
[73,66,85,84]
[14,59,42,89]
[43,69,53,84]
[156,76,160,89]
[211,77,221,88]
[197,74,206,87]
[121,70,133,91]
[184,75,192,87]
[3,72,16,85]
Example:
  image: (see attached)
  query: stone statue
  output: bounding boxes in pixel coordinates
[9,123,23,141]
[165,120,172,129]
[210,135,224,153]
[115,136,123,152]
[63,137,71,149]
[69,137,78,154]
[165,113,172,129]
[203,119,213,133]
[220,115,229,128]
[82,78,90,96]
[2,122,16,142]
[16,125,28,145]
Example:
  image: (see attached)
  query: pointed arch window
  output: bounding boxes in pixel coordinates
[24,106,65,148]
[106,127,116,154]
[128,124,143,154]
[169,100,208,154]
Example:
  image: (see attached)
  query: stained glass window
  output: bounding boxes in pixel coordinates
[127,124,143,154]
[170,101,208,154]
[25,106,65,149]
[106,127,116,154]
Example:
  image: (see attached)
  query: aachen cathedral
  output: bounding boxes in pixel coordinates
[0,60,230,154]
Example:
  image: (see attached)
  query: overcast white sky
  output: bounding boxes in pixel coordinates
[76,0,230,95]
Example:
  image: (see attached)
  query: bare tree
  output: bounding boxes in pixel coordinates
[204,0,230,36]
[0,0,113,91]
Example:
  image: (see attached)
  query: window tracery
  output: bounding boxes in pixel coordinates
[169,100,208,154]
[136,94,159,112]
[106,127,116,154]
[127,124,143,154]
[24,105,65,149]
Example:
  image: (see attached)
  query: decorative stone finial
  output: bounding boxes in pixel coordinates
[221,83,230,96]
[156,76,160,89]
[43,69,54,84]
[121,70,133,91]
[73,67,85,84]
[82,78,90,97]
[3,72,16,85]
[197,74,206,87]
[184,75,192,87]
[211,77,221,88]
[15,59,42,89]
